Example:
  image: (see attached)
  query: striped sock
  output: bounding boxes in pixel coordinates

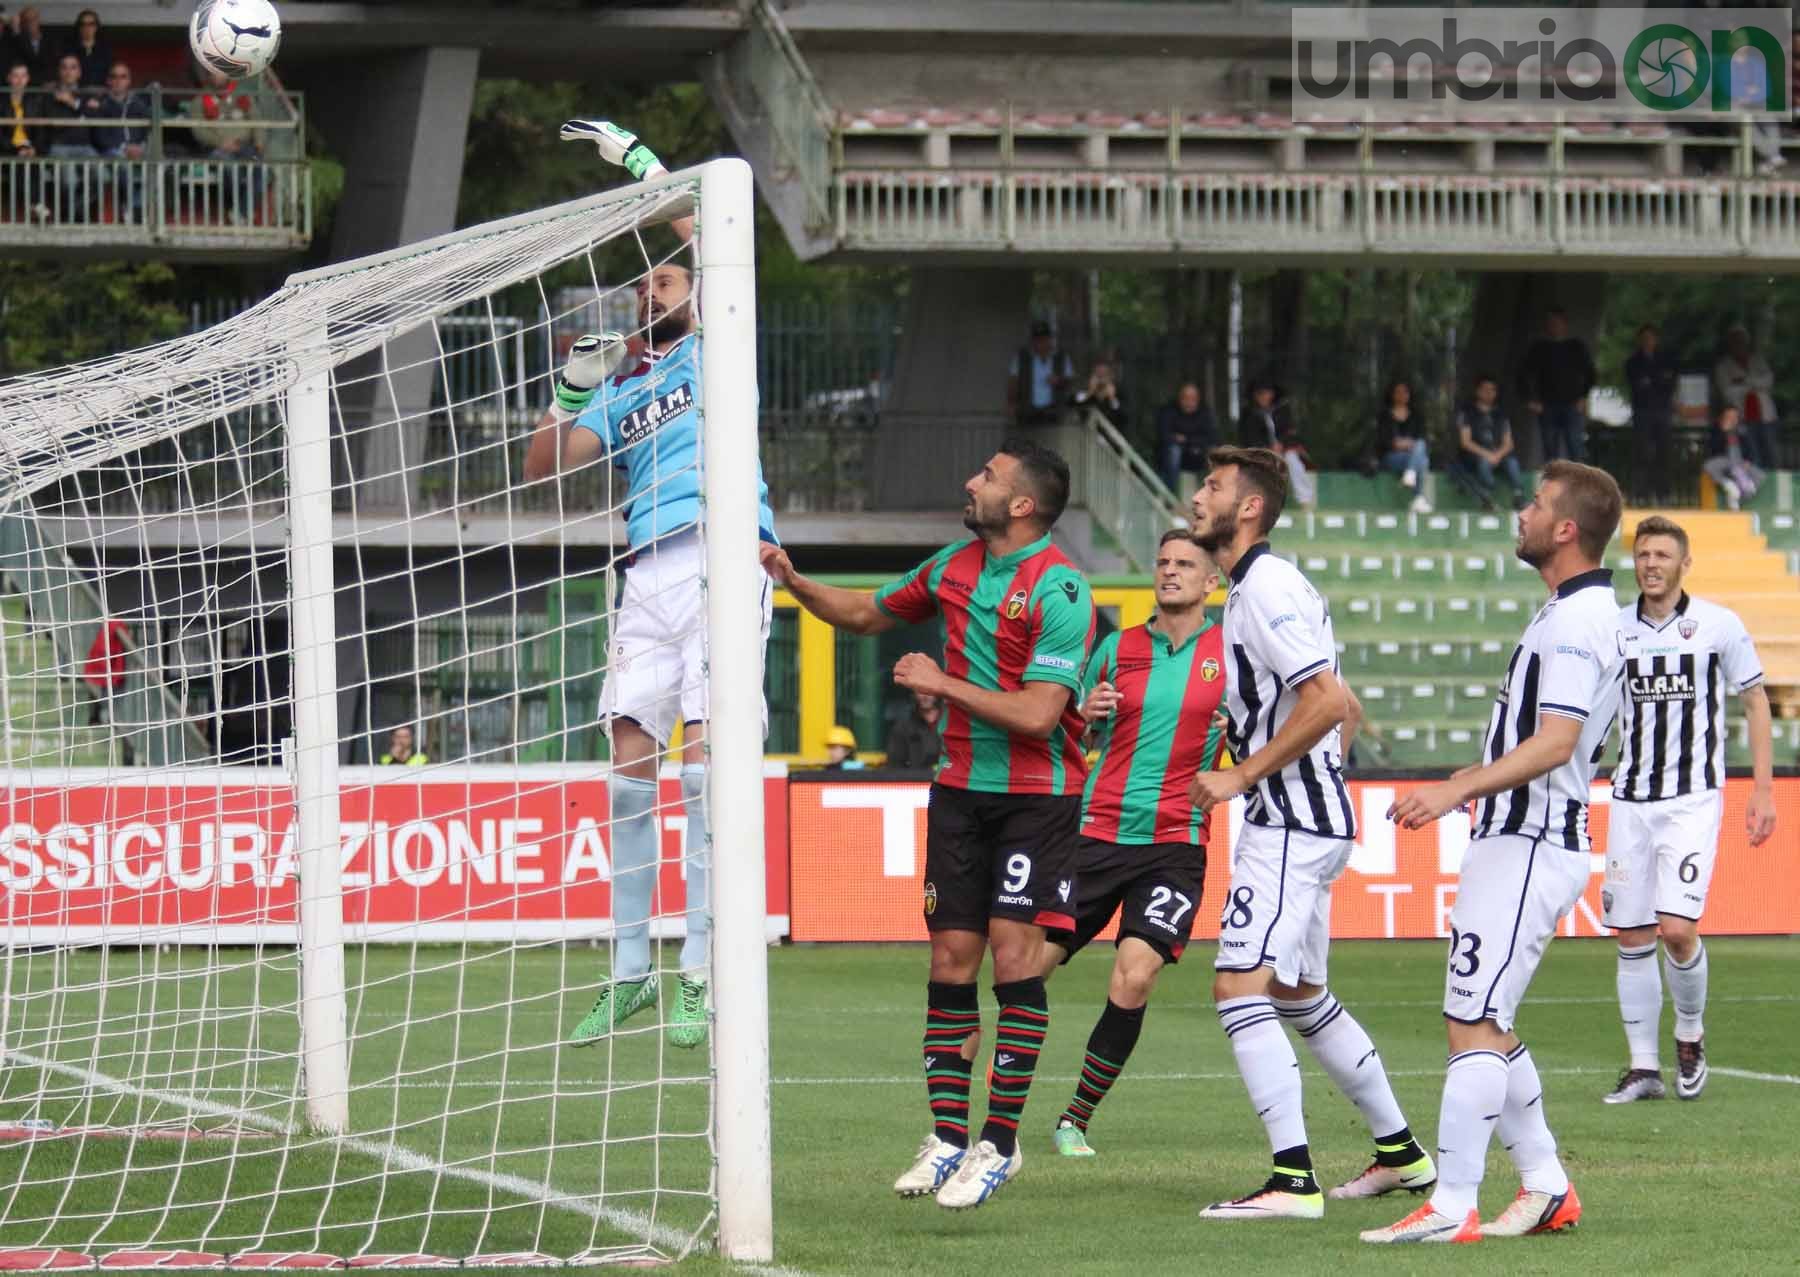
[981,977,1049,1157]
[1062,999,1144,1132]
[923,981,979,1148]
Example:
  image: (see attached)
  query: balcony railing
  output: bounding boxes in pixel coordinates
[0,84,310,251]
[834,168,1800,262]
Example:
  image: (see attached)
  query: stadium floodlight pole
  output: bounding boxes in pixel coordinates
[698,156,774,1264]
[285,328,351,1136]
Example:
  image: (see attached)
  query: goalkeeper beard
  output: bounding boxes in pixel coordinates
[647,296,694,349]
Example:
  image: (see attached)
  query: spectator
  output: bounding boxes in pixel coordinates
[1373,378,1433,514]
[1072,357,1126,431]
[64,9,106,88]
[1713,323,1781,469]
[1154,381,1217,497]
[1237,377,1316,509]
[379,724,427,766]
[87,60,146,221]
[1704,405,1765,511]
[824,725,865,770]
[4,59,46,221]
[43,52,95,220]
[1453,374,1526,511]
[1518,306,1595,462]
[883,690,943,769]
[1007,319,1073,427]
[1624,323,1679,504]
[82,617,129,725]
[3,7,55,83]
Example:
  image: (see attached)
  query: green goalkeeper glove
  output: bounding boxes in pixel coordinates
[559,119,667,181]
[554,332,627,417]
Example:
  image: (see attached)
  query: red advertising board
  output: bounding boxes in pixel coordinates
[0,764,790,943]
[788,776,1800,943]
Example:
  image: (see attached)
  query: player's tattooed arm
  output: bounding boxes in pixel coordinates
[760,544,897,636]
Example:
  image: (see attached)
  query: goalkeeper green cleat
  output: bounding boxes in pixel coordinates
[1053,1122,1096,1158]
[668,975,708,1050]
[567,978,657,1047]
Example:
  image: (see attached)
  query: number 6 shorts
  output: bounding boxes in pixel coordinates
[1213,822,1353,988]
[1443,833,1591,1033]
[922,783,1081,934]
[1602,790,1724,929]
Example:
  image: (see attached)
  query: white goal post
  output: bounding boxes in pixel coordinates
[0,159,773,1266]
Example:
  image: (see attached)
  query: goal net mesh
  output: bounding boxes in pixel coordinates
[0,174,740,1266]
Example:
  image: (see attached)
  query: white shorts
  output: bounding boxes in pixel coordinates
[1443,834,1590,1032]
[1213,822,1352,987]
[1603,791,1724,928]
[598,531,772,747]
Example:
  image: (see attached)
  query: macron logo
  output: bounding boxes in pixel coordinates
[996,1053,1015,1067]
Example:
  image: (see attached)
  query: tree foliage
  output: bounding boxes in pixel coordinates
[0,261,185,377]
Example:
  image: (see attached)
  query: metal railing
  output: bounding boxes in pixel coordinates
[740,0,834,230]
[1042,407,1183,575]
[0,84,310,249]
[835,167,1800,260]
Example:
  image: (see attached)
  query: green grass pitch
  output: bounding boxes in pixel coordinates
[0,938,1793,1273]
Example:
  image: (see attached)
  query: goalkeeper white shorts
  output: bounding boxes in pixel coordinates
[600,529,772,747]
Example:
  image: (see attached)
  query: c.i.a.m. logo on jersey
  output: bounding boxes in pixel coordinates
[616,383,694,444]
[1004,587,1028,619]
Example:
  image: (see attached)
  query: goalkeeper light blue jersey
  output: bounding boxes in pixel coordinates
[572,332,778,551]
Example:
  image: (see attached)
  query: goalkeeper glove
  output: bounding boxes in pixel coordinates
[559,119,668,181]
[554,332,627,417]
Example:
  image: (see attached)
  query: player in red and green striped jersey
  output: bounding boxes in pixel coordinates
[760,437,1095,1211]
[1039,529,1228,1156]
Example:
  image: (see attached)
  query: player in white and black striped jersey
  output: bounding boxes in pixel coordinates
[1366,461,1625,1245]
[1603,515,1777,1106]
[1187,446,1433,1222]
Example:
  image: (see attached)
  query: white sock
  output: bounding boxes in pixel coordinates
[1428,1049,1509,1220]
[608,773,659,984]
[1616,942,1663,1071]
[1666,941,1708,1041]
[678,764,711,978]
[1218,997,1308,1158]
[1274,990,1407,1140]
[1497,1044,1568,1196]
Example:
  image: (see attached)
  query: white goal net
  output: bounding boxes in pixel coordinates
[0,160,772,1267]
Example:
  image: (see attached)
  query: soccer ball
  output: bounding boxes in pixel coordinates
[189,0,282,80]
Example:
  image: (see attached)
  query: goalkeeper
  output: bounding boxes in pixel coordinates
[524,121,778,1051]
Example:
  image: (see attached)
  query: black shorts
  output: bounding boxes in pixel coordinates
[1049,837,1207,965]
[922,783,1081,934]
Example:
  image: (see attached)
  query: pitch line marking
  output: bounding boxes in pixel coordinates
[1,1047,816,1277]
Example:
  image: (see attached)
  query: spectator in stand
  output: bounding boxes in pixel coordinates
[1373,378,1433,514]
[1007,319,1073,427]
[1704,405,1765,511]
[64,10,106,89]
[1625,323,1680,504]
[823,725,865,771]
[379,724,427,766]
[82,617,129,725]
[88,60,145,221]
[884,689,944,770]
[1453,374,1527,511]
[1072,357,1126,431]
[5,60,47,222]
[4,7,55,83]
[44,52,95,220]
[1154,381,1216,498]
[1713,323,1782,469]
[1238,376,1316,509]
[1518,305,1596,463]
